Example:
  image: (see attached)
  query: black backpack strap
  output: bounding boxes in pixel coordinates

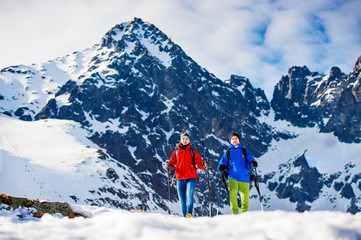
[241,147,247,160]
[172,148,179,182]
[242,147,255,180]
[241,147,251,168]
[190,148,196,168]
[226,149,231,168]
[190,147,199,183]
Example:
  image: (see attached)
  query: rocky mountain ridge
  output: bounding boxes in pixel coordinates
[271,57,361,143]
[1,18,361,214]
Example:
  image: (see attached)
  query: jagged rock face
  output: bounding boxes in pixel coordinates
[272,66,348,127]
[264,153,323,212]
[321,57,361,143]
[271,66,326,127]
[305,67,347,110]
[33,18,274,215]
[225,75,270,116]
[270,60,361,143]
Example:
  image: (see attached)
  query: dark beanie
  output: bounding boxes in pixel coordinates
[229,132,240,142]
[180,131,191,140]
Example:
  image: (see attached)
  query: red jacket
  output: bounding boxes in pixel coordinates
[169,144,205,180]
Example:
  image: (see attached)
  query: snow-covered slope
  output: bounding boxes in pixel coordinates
[0,115,168,213]
[0,45,102,121]
[1,112,360,214]
[1,204,361,240]
[258,111,361,212]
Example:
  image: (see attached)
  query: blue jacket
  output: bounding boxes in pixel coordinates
[217,144,255,183]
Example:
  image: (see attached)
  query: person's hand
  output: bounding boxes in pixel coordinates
[163,162,171,171]
[219,164,226,171]
[252,160,258,168]
[203,160,212,169]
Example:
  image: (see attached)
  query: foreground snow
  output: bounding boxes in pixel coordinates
[1,204,361,240]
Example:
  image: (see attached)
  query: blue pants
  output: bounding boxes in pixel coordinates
[177,178,197,217]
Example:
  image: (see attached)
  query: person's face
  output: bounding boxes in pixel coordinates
[230,136,240,146]
[181,136,190,145]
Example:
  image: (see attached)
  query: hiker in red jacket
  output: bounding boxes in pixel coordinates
[163,131,211,217]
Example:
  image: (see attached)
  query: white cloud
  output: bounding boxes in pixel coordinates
[1,0,360,99]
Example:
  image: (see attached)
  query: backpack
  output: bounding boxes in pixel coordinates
[226,147,255,181]
[175,147,196,167]
[175,146,199,182]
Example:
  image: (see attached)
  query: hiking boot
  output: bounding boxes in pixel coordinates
[186,213,192,218]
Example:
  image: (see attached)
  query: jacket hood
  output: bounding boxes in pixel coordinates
[176,143,191,149]
[228,143,243,149]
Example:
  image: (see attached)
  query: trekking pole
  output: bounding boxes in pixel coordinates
[254,167,264,212]
[217,171,228,216]
[207,168,211,217]
[167,169,171,214]
[216,175,222,216]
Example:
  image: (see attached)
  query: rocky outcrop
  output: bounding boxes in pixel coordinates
[264,153,323,212]
[271,57,361,143]
[321,56,361,143]
[0,193,87,218]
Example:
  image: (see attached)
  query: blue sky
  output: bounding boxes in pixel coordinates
[1,0,361,98]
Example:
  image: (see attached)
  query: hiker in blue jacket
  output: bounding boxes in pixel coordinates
[217,132,258,214]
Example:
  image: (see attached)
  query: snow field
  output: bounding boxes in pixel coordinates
[1,204,361,240]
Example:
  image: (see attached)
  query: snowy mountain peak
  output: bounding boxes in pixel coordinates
[102,18,168,44]
[329,66,343,78]
[100,18,174,68]
[225,74,270,116]
[225,74,249,87]
[288,65,312,79]
[354,56,361,72]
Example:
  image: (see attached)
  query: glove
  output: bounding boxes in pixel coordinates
[163,162,171,171]
[203,160,212,169]
[250,174,255,181]
[219,164,226,171]
[252,160,258,168]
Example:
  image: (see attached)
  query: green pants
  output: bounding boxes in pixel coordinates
[228,178,249,214]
